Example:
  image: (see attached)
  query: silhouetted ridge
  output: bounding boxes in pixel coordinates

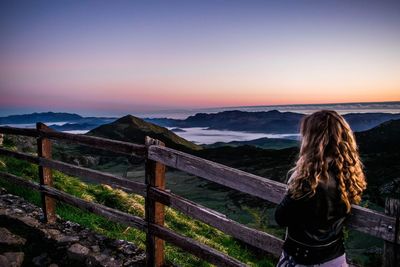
[355,119,400,153]
[88,115,202,151]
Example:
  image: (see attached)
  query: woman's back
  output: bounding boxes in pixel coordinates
[275,110,367,266]
[275,173,348,264]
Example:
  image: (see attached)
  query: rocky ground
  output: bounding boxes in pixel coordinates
[0,188,146,267]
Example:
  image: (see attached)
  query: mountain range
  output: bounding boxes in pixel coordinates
[0,112,115,129]
[2,111,400,134]
[145,110,400,133]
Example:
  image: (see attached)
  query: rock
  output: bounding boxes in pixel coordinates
[32,253,51,266]
[3,252,24,267]
[12,208,24,214]
[93,253,109,263]
[18,215,40,227]
[103,259,122,267]
[56,235,80,244]
[41,228,62,239]
[85,156,99,166]
[91,245,100,253]
[68,243,90,260]
[0,255,9,267]
[0,191,146,266]
[0,227,26,245]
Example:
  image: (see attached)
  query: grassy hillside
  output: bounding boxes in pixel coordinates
[0,137,276,267]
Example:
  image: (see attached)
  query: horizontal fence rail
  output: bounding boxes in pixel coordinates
[149,223,247,267]
[0,125,146,157]
[0,126,38,137]
[0,171,147,230]
[148,145,286,204]
[0,147,147,196]
[42,130,146,157]
[0,124,399,267]
[148,187,284,255]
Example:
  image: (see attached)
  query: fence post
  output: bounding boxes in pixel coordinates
[145,136,166,267]
[383,198,400,267]
[37,123,56,224]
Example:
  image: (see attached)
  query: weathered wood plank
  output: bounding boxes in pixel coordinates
[348,204,398,245]
[148,145,286,204]
[148,187,284,256]
[148,145,399,244]
[0,147,39,164]
[149,223,247,267]
[0,171,147,231]
[0,126,38,137]
[40,126,146,156]
[383,198,400,267]
[37,123,56,224]
[41,184,147,231]
[0,147,147,196]
[39,158,147,196]
[145,137,166,267]
[0,171,41,191]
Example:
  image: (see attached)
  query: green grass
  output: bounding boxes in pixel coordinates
[0,143,276,266]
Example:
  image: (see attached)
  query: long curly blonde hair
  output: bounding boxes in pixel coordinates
[288,110,366,213]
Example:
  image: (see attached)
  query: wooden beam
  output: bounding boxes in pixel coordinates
[39,157,147,196]
[0,126,38,137]
[149,223,246,267]
[0,171,41,191]
[42,129,146,156]
[148,145,286,204]
[383,198,400,267]
[37,123,56,224]
[145,137,166,267]
[0,147,40,164]
[0,147,146,196]
[41,184,147,231]
[149,187,284,256]
[348,204,398,244]
[0,171,147,231]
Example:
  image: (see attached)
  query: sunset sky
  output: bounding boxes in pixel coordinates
[1,1,399,116]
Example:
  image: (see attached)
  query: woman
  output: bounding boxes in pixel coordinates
[275,110,367,267]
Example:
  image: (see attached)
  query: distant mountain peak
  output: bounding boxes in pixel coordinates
[115,114,147,126]
[89,115,202,151]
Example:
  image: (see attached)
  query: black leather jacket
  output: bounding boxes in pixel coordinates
[275,175,348,265]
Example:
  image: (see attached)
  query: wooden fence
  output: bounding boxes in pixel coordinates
[0,123,399,267]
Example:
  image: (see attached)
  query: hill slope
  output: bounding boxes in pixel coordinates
[88,115,202,151]
[355,119,400,153]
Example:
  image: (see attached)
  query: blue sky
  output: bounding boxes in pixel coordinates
[1,0,399,116]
